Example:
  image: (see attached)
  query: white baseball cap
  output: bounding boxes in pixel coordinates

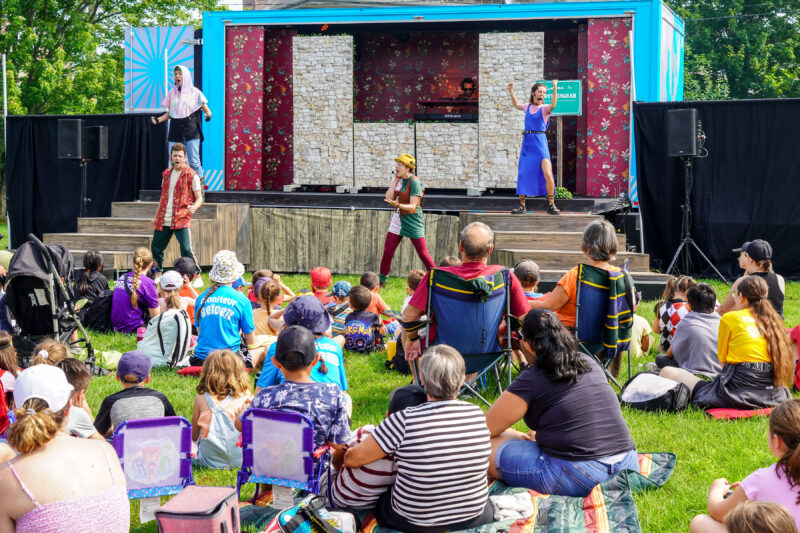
[160,270,184,291]
[14,365,74,411]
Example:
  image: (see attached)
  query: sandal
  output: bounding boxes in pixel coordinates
[546,195,560,215]
[511,203,527,215]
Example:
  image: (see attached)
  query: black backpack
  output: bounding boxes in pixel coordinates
[385,340,412,375]
[82,289,113,332]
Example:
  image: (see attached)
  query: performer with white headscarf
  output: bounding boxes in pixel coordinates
[151,65,212,177]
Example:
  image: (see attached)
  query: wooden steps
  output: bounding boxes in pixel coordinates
[494,230,625,251]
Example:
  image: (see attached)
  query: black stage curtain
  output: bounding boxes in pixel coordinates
[634,99,800,280]
[6,114,167,248]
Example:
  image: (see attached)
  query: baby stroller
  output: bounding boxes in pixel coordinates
[5,234,95,369]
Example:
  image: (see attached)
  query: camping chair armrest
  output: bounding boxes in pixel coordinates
[313,445,330,459]
[397,319,426,334]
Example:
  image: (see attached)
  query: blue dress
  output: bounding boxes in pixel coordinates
[516,104,550,196]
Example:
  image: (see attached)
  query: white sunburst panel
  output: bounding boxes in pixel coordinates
[124,26,196,113]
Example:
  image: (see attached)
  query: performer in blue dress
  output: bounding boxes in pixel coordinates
[508,80,560,215]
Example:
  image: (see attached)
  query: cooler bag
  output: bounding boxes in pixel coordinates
[155,485,240,533]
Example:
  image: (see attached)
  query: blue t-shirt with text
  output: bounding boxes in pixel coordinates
[193,285,255,359]
[256,336,348,391]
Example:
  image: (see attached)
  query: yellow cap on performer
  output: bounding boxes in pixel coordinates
[394,153,416,170]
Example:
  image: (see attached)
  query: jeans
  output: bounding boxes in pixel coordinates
[495,439,639,497]
[169,139,202,178]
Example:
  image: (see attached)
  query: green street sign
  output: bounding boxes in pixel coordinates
[536,79,582,116]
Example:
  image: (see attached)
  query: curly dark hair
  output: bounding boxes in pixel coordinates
[521,309,590,382]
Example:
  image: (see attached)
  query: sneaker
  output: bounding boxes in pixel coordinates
[644,362,659,373]
[193,276,205,289]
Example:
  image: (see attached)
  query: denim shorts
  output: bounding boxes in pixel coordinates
[495,439,638,497]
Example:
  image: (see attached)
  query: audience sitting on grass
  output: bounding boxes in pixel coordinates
[0,332,17,408]
[0,365,130,532]
[94,350,176,438]
[514,260,545,300]
[137,271,192,367]
[31,339,69,366]
[438,255,462,267]
[252,279,283,337]
[241,325,352,502]
[717,240,785,318]
[172,257,201,324]
[401,270,425,314]
[327,280,352,336]
[629,312,653,359]
[57,358,103,441]
[73,250,108,306]
[255,295,349,404]
[111,247,160,333]
[653,275,696,353]
[344,345,494,532]
[248,270,295,310]
[661,276,792,410]
[344,285,386,353]
[724,501,798,533]
[192,349,253,469]
[192,250,265,369]
[529,219,621,328]
[361,271,397,323]
[655,282,722,377]
[310,266,335,305]
[157,269,195,315]
[690,399,800,533]
[485,309,638,497]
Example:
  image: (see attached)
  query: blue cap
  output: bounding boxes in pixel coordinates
[283,295,332,334]
[328,280,352,298]
[232,277,251,290]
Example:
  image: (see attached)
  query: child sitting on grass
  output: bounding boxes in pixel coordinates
[327,281,353,336]
[311,266,335,305]
[514,260,545,300]
[249,270,295,309]
[690,398,800,533]
[138,271,193,367]
[172,257,201,324]
[345,285,386,353]
[32,339,70,366]
[57,358,103,440]
[253,279,283,337]
[192,349,253,469]
[724,501,798,533]
[94,350,176,437]
[654,275,695,352]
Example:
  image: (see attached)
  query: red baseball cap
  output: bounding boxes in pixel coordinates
[310,266,332,289]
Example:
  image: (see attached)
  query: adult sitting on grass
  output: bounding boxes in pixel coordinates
[485,309,638,497]
[661,276,792,409]
[344,345,495,532]
[530,219,620,329]
[402,221,531,361]
[717,239,785,317]
[0,365,129,532]
[111,247,160,333]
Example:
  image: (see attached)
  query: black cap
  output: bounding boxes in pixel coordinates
[275,326,317,369]
[387,384,427,415]
[733,239,773,262]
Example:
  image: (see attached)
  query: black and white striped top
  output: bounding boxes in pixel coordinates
[370,400,491,527]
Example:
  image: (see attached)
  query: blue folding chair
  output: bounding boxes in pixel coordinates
[112,416,194,499]
[412,267,514,406]
[236,408,331,503]
[574,264,637,389]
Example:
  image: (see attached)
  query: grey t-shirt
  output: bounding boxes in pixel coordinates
[94,386,176,435]
[67,406,98,439]
[670,311,722,378]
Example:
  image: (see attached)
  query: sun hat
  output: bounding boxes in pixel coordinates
[283,294,332,334]
[209,250,245,284]
[328,280,352,298]
[394,153,416,170]
[160,270,184,291]
[310,266,332,289]
[733,240,773,263]
[116,350,153,383]
[275,326,317,368]
[14,365,74,412]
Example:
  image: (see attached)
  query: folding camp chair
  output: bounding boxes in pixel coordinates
[574,264,637,389]
[112,416,194,499]
[236,408,330,503]
[414,267,514,406]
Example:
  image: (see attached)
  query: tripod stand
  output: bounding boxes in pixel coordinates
[665,156,728,282]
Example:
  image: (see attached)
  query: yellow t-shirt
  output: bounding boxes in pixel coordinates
[718,308,770,364]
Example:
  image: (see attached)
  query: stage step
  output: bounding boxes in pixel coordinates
[110,202,221,220]
[44,233,152,252]
[493,249,650,271]
[460,212,602,232]
[77,217,214,236]
[494,230,625,251]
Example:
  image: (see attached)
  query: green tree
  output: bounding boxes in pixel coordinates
[669,1,800,99]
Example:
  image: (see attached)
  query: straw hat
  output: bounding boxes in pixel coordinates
[209,250,245,284]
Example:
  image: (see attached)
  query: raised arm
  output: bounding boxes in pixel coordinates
[547,80,559,113]
[508,82,525,111]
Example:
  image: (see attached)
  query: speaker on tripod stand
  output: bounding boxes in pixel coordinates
[57,120,108,218]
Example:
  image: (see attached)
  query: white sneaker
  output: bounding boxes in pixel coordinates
[193,277,204,289]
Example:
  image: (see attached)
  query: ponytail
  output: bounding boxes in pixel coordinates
[8,398,67,453]
[164,289,181,310]
[131,247,153,308]
[76,250,103,297]
[769,399,800,504]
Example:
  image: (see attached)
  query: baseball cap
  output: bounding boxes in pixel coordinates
[388,384,427,415]
[513,260,540,283]
[160,270,183,291]
[116,350,153,383]
[328,280,352,298]
[283,295,332,334]
[394,153,416,170]
[14,365,74,412]
[232,277,251,290]
[275,326,317,369]
[310,267,332,289]
[733,239,773,262]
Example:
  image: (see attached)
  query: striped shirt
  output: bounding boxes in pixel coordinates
[370,400,491,527]
[330,425,397,509]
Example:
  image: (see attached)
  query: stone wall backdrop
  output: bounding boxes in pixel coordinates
[293,35,354,186]
[416,123,479,189]
[478,32,544,190]
[354,123,415,188]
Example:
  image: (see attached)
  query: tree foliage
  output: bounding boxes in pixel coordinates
[669,0,800,99]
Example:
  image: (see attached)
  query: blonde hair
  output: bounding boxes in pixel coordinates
[161,288,181,310]
[196,350,251,398]
[8,398,67,453]
[32,339,70,366]
[131,247,153,308]
[725,500,798,533]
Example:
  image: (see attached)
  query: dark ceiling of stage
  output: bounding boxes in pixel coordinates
[261,18,583,36]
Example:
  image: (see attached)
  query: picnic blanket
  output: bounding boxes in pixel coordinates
[240,452,676,533]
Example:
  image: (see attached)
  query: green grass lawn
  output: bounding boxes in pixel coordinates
[48,270,800,531]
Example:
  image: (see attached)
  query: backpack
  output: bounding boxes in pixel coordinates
[82,289,113,332]
[618,372,690,412]
[137,309,192,367]
[195,393,243,469]
[385,340,411,374]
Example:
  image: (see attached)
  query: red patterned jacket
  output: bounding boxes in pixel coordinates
[153,166,198,230]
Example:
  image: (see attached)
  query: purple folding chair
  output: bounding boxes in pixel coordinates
[112,416,194,499]
[236,408,330,502]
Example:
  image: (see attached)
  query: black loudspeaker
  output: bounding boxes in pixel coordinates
[83,126,109,160]
[666,108,698,157]
[615,212,641,253]
[57,119,83,159]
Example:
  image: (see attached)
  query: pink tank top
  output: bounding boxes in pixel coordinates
[8,442,130,533]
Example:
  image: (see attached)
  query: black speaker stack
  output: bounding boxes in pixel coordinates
[666,108,699,157]
[57,119,108,160]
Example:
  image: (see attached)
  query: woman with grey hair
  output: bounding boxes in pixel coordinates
[344,345,494,532]
[530,218,620,328]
